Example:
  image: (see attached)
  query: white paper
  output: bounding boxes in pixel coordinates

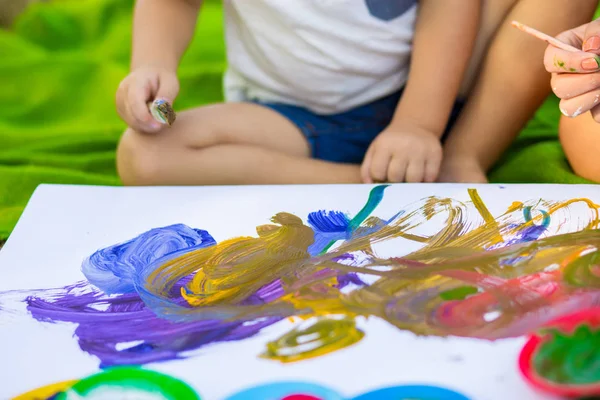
[2,183,596,400]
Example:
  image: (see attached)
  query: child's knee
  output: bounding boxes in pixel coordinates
[559,113,600,182]
[117,128,164,186]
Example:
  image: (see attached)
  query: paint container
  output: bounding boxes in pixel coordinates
[519,308,600,398]
[149,98,176,126]
[15,367,200,400]
[223,381,343,400]
[351,384,471,400]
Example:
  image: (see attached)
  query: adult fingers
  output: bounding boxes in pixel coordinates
[387,156,408,183]
[369,150,391,183]
[554,24,587,49]
[559,88,600,118]
[591,104,600,123]
[544,47,600,74]
[582,19,600,53]
[551,71,600,99]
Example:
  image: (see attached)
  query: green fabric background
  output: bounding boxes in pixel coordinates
[0,0,594,240]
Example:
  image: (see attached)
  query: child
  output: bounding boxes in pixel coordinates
[543,17,600,182]
[116,0,596,185]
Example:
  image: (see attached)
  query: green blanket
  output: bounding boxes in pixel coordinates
[0,0,593,240]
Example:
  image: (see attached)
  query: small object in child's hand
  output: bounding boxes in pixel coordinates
[511,21,580,53]
[149,99,176,126]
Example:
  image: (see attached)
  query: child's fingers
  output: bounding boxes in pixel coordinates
[360,148,374,183]
[404,157,424,183]
[544,47,600,74]
[559,88,600,117]
[155,73,180,105]
[551,71,600,99]
[120,96,143,133]
[115,81,130,123]
[129,82,161,133]
[369,151,391,183]
[424,151,442,183]
[387,156,408,183]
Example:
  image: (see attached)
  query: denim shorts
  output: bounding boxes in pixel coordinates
[254,90,466,164]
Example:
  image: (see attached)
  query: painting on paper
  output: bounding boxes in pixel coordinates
[1,183,599,400]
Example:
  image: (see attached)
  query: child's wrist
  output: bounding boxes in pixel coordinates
[388,116,444,137]
[393,91,457,137]
[131,56,179,73]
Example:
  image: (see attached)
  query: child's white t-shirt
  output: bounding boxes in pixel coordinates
[222,0,418,115]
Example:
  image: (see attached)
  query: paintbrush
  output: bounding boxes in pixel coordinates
[148,99,177,126]
[511,21,580,53]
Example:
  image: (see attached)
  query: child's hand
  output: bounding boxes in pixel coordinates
[360,121,442,183]
[116,66,180,133]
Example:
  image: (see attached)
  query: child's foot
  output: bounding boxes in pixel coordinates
[437,156,488,183]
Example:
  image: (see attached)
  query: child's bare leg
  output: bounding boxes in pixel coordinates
[117,102,361,185]
[559,113,600,182]
[438,0,598,183]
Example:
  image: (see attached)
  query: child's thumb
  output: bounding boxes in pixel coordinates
[155,73,180,104]
[582,19,600,54]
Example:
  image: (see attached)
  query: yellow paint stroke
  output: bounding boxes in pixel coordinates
[261,316,364,363]
[469,188,503,244]
[12,380,77,400]
[139,189,600,361]
[180,213,314,307]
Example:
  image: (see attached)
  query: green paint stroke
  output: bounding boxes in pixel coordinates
[261,316,365,363]
[56,367,200,400]
[439,286,478,301]
[348,185,389,232]
[321,185,389,254]
[533,325,600,386]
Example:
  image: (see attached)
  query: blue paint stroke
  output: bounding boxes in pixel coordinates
[82,224,216,295]
[308,185,391,256]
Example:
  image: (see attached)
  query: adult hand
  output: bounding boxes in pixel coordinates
[360,121,442,183]
[115,66,180,133]
[544,19,600,121]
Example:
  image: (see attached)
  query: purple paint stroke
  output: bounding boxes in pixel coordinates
[25,224,291,367]
[336,273,366,288]
[27,281,283,367]
[242,279,286,305]
[486,208,550,266]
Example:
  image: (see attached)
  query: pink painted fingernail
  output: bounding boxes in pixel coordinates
[581,57,600,71]
[583,36,600,52]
